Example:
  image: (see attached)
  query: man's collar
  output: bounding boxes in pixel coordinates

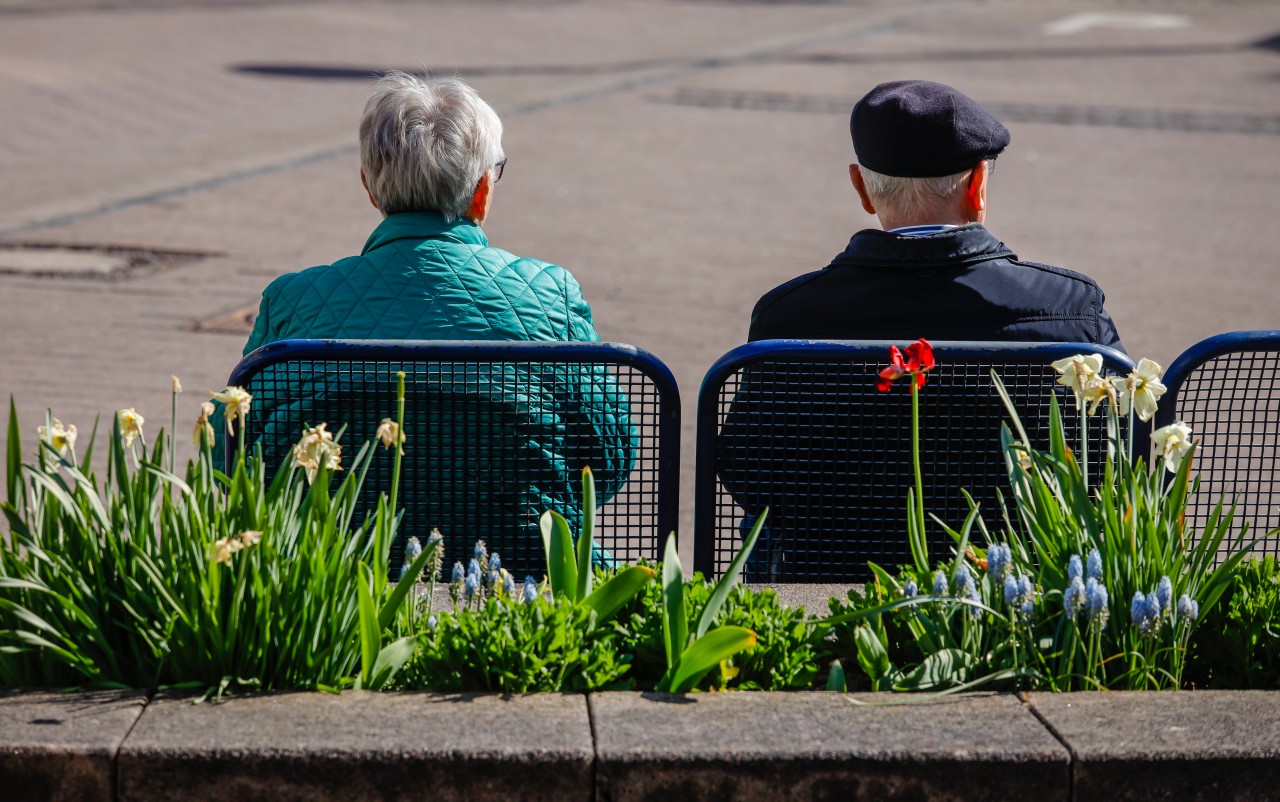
[886,224,962,237]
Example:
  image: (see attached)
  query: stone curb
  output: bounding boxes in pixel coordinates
[3,689,1280,801]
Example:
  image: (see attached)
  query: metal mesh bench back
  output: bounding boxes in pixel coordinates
[1158,331,1280,559]
[694,340,1135,583]
[228,340,679,576]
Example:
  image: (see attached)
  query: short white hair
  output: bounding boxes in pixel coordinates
[858,163,986,221]
[359,72,504,220]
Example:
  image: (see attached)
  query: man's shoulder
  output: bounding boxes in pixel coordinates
[262,256,367,299]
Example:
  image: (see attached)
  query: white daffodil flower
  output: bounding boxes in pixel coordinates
[193,401,216,448]
[171,375,183,394]
[375,418,405,453]
[213,537,239,565]
[1050,354,1104,395]
[1080,375,1116,416]
[210,386,252,434]
[37,418,78,459]
[1110,358,1167,422]
[1151,421,1194,474]
[116,408,145,448]
[238,530,262,547]
[292,423,343,484]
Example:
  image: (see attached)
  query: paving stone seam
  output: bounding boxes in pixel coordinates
[1021,692,1079,802]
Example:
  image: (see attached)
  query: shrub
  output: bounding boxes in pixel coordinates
[1186,556,1280,689]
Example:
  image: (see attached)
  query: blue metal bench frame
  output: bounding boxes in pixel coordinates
[226,339,680,573]
[693,340,1134,581]
[1157,330,1280,557]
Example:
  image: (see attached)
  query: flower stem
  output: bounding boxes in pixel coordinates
[911,379,926,551]
[389,371,406,527]
[1080,407,1089,493]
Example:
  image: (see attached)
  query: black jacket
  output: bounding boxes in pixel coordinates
[749,224,1124,350]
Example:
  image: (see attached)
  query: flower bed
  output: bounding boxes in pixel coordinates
[2,347,1278,697]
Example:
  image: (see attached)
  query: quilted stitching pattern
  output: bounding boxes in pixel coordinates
[233,212,633,505]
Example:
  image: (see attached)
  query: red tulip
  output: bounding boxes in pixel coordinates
[876,339,936,392]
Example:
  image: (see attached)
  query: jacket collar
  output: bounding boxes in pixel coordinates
[361,212,488,254]
[831,223,1016,269]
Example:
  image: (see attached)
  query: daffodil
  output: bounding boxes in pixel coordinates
[1110,358,1166,422]
[291,423,343,484]
[1151,421,1194,474]
[117,408,145,448]
[36,418,78,459]
[171,375,183,394]
[210,386,252,434]
[193,401,216,448]
[375,418,405,453]
[1050,353,1104,405]
[238,530,262,547]
[1079,375,1116,416]
[213,537,239,565]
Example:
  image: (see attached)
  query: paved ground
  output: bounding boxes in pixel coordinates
[0,0,1277,542]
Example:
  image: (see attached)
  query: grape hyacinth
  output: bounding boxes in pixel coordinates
[986,544,1011,582]
[1064,575,1087,616]
[522,576,539,605]
[1003,574,1021,606]
[463,573,479,602]
[902,578,918,597]
[489,553,502,576]
[1177,593,1199,622]
[932,569,948,596]
[1086,549,1103,582]
[427,529,444,580]
[502,570,515,597]
[1085,577,1109,627]
[1019,575,1036,618]
[1157,576,1173,612]
[1067,554,1083,583]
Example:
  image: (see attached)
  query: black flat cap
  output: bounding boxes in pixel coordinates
[851,80,1010,178]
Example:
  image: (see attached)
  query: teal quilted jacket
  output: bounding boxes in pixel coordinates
[221,213,635,567]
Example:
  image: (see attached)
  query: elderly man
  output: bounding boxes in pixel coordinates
[225,72,631,569]
[749,80,1123,349]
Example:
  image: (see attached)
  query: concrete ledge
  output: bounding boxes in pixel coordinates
[1027,691,1280,802]
[0,688,147,802]
[116,691,594,802]
[589,691,1069,801]
[4,689,1280,800]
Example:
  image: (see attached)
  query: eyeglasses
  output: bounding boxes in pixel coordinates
[987,153,998,175]
[493,157,507,183]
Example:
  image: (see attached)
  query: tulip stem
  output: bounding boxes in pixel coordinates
[911,378,926,549]
[389,371,406,525]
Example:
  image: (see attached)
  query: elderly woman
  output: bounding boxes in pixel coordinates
[230,72,632,569]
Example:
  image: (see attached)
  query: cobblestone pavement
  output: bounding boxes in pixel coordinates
[1,0,1277,540]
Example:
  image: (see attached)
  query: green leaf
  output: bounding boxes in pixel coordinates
[6,397,20,507]
[668,625,757,692]
[583,565,654,625]
[661,532,687,671]
[576,467,595,601]
[894,648,975,691]
[355,562,379,689]
[825,659,847,692]
[364,636,419,690]
[853,625,891,686]
[541,511,577,602]
[378,538,439,631]
[697,507,767,639]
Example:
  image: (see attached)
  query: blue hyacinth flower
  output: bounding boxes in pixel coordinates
[1086,549,1102,582]
[1067,554,1083,583]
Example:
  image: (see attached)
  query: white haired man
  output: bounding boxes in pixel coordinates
[231,72,632,569]
[749,80,1123,349]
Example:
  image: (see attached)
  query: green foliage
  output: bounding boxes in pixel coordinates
[0,385,423,696]
[1186,557,1280,689]
[827,366,1263,693]
[396,595,632,692]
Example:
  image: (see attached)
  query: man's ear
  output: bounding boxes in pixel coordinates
[850,164,877,215]
[964,160,989,219]
[360,168,379,211]
[466,170,494,226]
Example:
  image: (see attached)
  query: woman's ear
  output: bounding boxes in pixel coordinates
[466,170,495,226]
[360,168,379,211]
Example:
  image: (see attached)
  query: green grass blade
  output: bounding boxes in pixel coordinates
[576,468,595,601]
[6,397,20,507]
[378,539,439,631]
[355,562,379,689]
[661,532,687,670]
[696,506,767,639]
